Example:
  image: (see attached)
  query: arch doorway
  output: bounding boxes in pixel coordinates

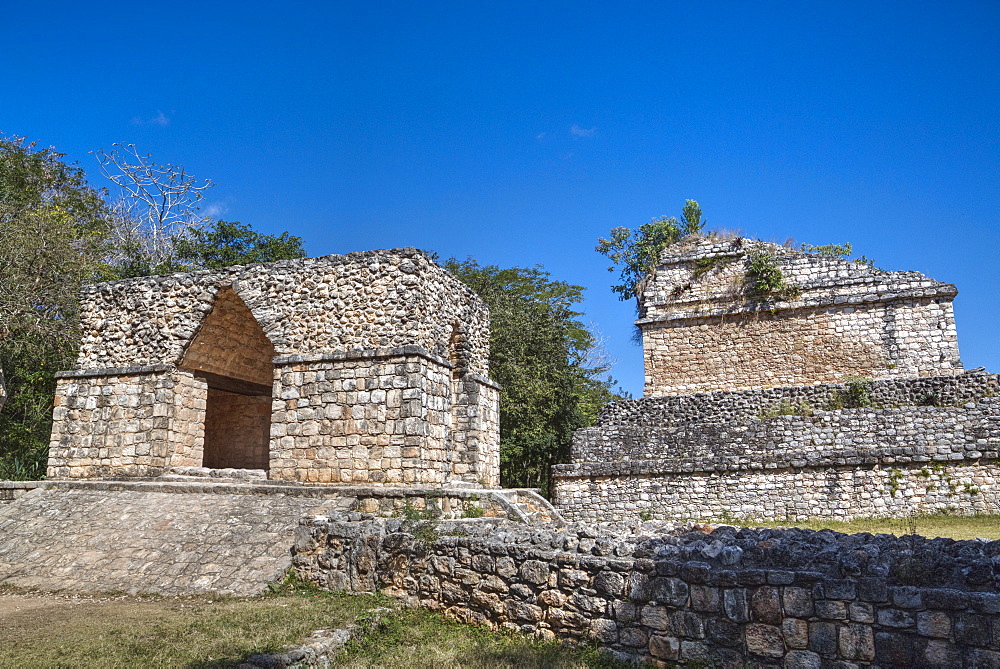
[180,286,275,471]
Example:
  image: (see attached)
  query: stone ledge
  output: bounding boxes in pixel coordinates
[273,344,453,369]
[465,372,502,391]
[638,283,959,323]
[552,451,1000,478]
[31,478,506,498]
[55,363,174,379]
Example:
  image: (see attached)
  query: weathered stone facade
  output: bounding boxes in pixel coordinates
[552,238,1000,523]
[47,248,500,486]
[553,374,1000,523]
[639,237,961,396]
[294,515,1000,667]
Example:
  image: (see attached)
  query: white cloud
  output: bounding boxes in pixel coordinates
[202,202,229,218]
[536,132,547,140]
[570,124,596,138]
[131,110,171,126]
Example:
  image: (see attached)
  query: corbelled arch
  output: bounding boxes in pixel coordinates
[179,285,275,471]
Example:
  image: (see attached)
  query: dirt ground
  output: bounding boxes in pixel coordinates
[0,591,180,641]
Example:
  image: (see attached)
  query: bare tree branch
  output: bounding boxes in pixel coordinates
[94,143,214,267]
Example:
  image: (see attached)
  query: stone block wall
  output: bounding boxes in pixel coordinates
[451,373,502,486]
[269,349,452,484]
[47,366,206,479]
[551,386,1000,523]
[293,517,1000,667]
[267,347,500,486]
[639,237,962,396]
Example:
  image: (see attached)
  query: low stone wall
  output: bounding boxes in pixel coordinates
[596,370,1000,428]
[0,481,43,504]
[553,463,999,524]
[293,517,1000,667]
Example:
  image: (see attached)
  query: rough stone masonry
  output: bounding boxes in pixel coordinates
[45,248,501,487]
[294,514,1000,668]
[552,237,1000,523]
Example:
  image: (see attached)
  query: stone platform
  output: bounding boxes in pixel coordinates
[0,479,554,596]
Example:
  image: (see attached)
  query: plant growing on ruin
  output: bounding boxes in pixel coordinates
[461,505,485,519]
[842,377,874,408]
[744,250,800,300]
[887,469,905,497]
[596,199,706,301]
[800,242,855,258]
[692,254,736,280]
[759,399,814,419]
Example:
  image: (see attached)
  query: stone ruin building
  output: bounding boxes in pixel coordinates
[4,239,1000,668]
[552,236,1000,522]
[45,248,501,486]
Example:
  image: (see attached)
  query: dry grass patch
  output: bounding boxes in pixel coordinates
[750,512,1000,541]
[336,607,625,668]
[0,582,626,668]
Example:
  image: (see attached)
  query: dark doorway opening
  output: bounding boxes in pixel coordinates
[179,286,276,471]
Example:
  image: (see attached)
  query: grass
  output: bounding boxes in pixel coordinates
[749,512,1000,541]
[338,608,625,668]
[0,579,625,669]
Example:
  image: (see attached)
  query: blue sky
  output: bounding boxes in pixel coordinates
[2,1,997,396]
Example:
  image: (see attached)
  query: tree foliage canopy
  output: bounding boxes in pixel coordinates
[596,199,705,301]
[173,220,305,269]
[0,136,112,478]
[444,258,621,493]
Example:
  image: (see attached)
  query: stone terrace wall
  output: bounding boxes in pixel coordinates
[294,518,1000,667]
[552,398,1000,523]
[639,237,962,396]
[597,370,1000,428]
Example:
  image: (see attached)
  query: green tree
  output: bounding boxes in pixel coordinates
[173,219,306,269]
[0,136,111,479]
[444,258,621,494]
[596,199,705,301]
